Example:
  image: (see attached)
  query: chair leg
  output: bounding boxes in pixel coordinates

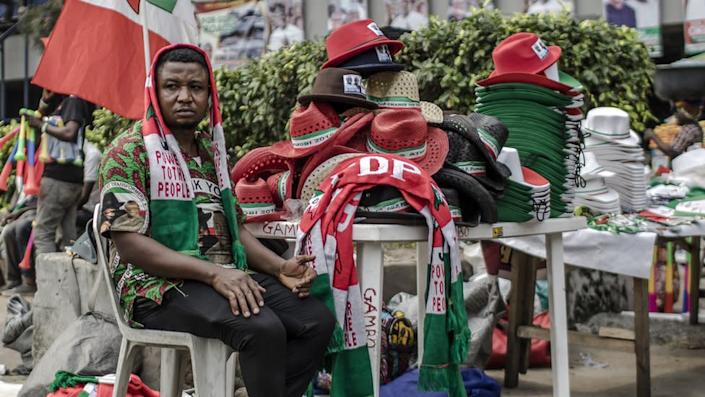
[160,348,188,397]
[113,338,138,397]
[190,337,233,397]
[226,353,238,397]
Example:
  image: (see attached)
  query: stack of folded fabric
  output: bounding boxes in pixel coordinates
[582,107,648,212]
[573,152,621,214]
[475,32,585,218]
[495,148,551,222]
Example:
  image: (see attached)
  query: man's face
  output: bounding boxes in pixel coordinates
[156,61,209,131]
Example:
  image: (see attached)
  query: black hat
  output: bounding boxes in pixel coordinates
[433,166,497,225]
[339,44,405,77]
[298,68,378,109]
[356,185,422,223]
[441,113,511,196]
[355,185,465,224]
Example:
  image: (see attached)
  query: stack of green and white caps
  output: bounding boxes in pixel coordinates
[495,148,551,222]
[475,72,584,217]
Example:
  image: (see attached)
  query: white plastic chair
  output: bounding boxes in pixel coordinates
[92,205,237,397]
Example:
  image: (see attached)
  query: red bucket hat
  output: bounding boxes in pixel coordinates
[266,170,293,206]
[366,109,448,175]
[271,104,374,159]
[322,19,404,69]
[478,32,573,93]
[235,178,286,223]
[230,146,295,184]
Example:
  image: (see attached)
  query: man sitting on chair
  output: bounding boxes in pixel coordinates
[98,44,334,397]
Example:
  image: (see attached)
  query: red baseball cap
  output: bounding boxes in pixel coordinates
[491,32,561,76]
[478,32,572,92]
[322,19,404,69]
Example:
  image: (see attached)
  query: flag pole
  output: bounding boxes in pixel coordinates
[139,0,151,75]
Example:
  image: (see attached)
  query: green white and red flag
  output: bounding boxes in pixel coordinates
[32,0,198,120]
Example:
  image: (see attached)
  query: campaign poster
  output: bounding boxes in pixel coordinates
[447,0,495,21]
[384,0,429,31]
[328,0,368,31]
[685,0,705,55]
[196,0,304,69]
[604,0,662,57]
[525,0,574,14]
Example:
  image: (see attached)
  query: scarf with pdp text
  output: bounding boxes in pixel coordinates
[296,153,470,396]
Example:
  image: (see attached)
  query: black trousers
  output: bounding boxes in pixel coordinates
[3,211,36,284]
[133,273,335,397]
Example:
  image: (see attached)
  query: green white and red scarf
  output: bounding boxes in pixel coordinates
[141,43,246,268]
[296,154,470,397]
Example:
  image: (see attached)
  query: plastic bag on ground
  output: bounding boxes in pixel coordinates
[2,295,33,372]
[18,312,122,397]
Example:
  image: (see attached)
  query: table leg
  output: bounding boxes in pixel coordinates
[357,241,384,397]
[634,277,651,397]
[690,238,701,325]
[416,242,429,363]
[519,258,538,374]
[505,251,533,387]
[545,232,571,397]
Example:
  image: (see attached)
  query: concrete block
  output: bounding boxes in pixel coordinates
[32,253,112,363]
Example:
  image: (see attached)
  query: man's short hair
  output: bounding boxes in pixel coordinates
[156,47,208,74]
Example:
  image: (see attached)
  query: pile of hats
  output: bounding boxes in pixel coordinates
[495,148,552,222]
[582,107,648,212]
[232,19,496,223]
[233,21,592,226]
[573,152,621,214]
[475,32,586,219]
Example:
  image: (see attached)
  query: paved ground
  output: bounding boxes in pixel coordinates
[488,345,705,397]
[0,269,701,397]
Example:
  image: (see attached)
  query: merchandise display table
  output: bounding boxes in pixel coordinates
[500,220,704,323]
[246,217,586,397]
[497,220,705,397]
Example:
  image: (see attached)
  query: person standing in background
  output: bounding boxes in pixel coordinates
[28,95,96,254]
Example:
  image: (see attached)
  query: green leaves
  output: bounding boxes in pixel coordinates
[86,109,134,151]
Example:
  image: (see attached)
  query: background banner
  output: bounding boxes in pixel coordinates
[196,0,303,69]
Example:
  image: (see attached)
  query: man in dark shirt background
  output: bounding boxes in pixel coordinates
[606,0,637,28]
[28,92,96,254]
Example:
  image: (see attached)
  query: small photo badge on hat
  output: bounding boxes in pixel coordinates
[367,22,384,36]
[375,45,392,63]
[343,74,365,95]
[531,38,549,60]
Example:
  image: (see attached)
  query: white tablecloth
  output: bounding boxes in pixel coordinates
[497,228,657,279]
